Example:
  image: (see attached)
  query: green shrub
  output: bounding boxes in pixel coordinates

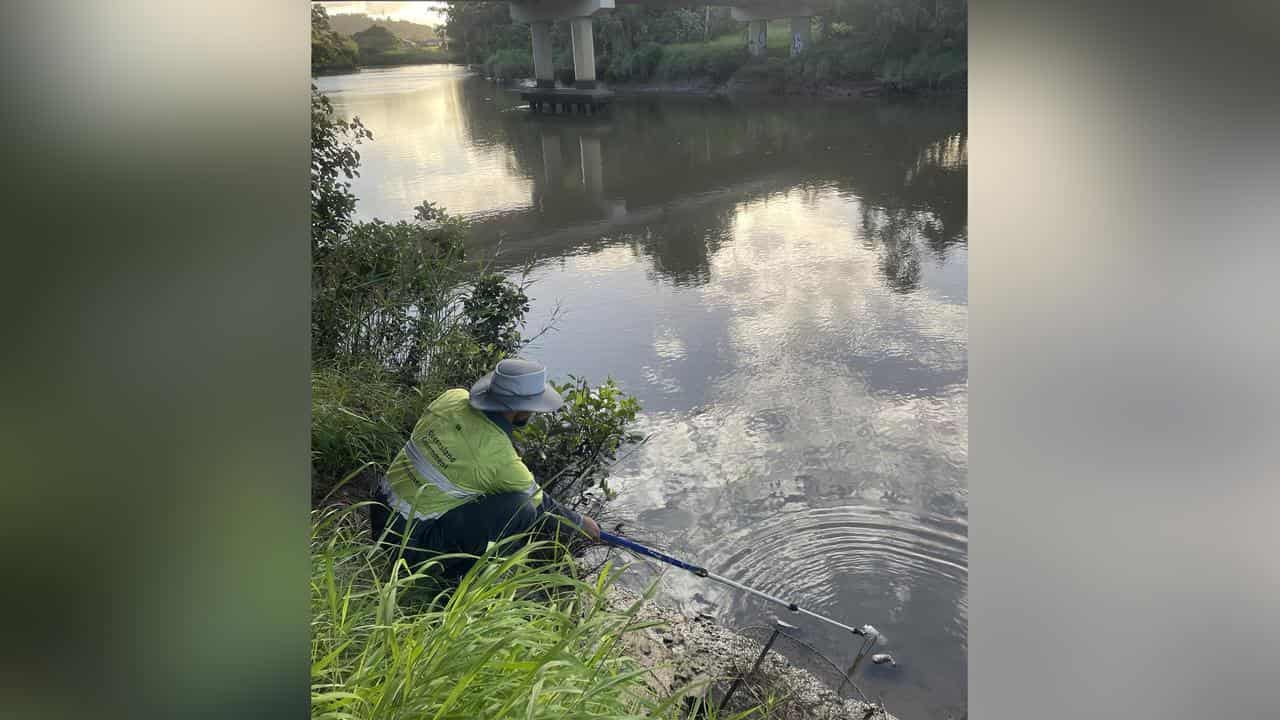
[654,43,748,83]
[360,46,456,66]
[463,274,529,359]
[311,85,372,244]
[309,87,644,513]
[352,24,400,59]
[311,5,359,73]
[603,43,664,83]
[311,505,734,719]
[484,47,533,80]
[516,376,643,507]
[311,213,470,380]
[786,40,880,83]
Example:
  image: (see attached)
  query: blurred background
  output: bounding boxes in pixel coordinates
[0,1,1276,719]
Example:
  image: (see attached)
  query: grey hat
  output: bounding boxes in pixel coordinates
[469,358,564,413]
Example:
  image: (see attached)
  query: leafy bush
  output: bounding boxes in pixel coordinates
[516,377,643,507]
[654,43,748,83]
[352,24,401,59]
[311,213,470,380]
[360,46,456,66]
[311,86,372,246]
[603,43,664,83]
[785,40,880,83]
[311,505,729,719]
[311,5,359,73]
[444,1,530,65]
[484,47,533,80]
[464,274,530,358]
[310,88,643,513]
[643,8,707,44]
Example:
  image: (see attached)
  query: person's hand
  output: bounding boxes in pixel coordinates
[580,515,601,541]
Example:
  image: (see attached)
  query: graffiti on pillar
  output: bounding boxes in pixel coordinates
[791,32,805,55]
[757,29,767,54]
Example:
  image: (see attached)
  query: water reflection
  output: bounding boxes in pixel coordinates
[470,96,966,297]
[319,65,967,720]
[321,67,966,297]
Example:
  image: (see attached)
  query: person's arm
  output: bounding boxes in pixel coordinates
[538,492,583,529]
[542,494,599,540]
[489,456,599,539]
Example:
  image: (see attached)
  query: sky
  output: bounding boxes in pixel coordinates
[319,2,448,26]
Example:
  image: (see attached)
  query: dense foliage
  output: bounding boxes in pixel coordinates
[310,86,371,246]
[443,0,965,91]
[359,45,453,67]
[483,47,535,81]
[312,5,455,74]
[517,377,643,504]
[310,214,469,379]
[352,24,401,58]
[814,0,967,89]
[311,5,359,73]
[444,1,529,66]
[326,12,442,43]
[311,365,428,492]
[310,86,643,504]
[312,504,762,719]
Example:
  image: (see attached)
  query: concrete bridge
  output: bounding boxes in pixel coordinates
[502,0,825,90]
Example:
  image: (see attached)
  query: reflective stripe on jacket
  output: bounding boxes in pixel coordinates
[385,388,542,520]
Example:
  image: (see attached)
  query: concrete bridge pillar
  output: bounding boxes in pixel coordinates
[570,16,597,88]
[747,19,768,57]
[789,16,811,57]
[512,1,611,88]
[733,3,815,57]
[530,21,554,88]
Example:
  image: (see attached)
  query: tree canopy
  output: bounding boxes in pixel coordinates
[311,85,372,248]
[326,12,440,43]
[352,24,401,55]
[311,5,359,73]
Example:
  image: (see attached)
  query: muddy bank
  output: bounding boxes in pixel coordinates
[605,584,897,720]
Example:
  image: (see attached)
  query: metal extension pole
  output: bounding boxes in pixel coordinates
[599,531,873,638]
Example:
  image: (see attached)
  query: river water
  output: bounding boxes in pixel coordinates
[317,64,967,719]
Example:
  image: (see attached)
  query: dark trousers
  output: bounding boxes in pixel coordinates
[369,490,575,580]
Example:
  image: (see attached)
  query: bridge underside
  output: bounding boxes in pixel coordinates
[509,0,827,93]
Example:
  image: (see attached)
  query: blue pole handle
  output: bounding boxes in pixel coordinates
[599,531,709,577]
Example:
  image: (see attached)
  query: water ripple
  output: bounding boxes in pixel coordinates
[698,504,968,618]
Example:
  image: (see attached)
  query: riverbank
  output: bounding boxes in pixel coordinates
[606,583,896,719]
[495,62,961,100]
[313,58,456,77]
[310,501,895,719]
[608,76,889,99]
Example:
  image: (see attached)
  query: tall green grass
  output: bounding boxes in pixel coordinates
[311,503,761,719]
[311,365,430,497]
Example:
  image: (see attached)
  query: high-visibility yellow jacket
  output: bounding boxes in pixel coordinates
[385,389,544,520]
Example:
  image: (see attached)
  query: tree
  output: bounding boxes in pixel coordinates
[311,86,372,250]
[444,2,525,65]
[311,5,359,73]
[352,24,401,58]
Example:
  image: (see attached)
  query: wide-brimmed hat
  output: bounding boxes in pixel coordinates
[469,358,564,413]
